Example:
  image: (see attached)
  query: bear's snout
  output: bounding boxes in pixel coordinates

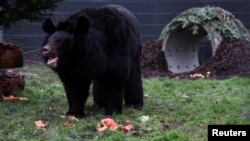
[42,45,51,56]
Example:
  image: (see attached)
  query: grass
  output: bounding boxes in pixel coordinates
[0,65,249,141]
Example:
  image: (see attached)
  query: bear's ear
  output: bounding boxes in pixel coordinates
[42,18,56,34]
[76,16,90,32]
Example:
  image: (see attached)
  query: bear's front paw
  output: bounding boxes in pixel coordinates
[67,111,85,118]
[125,103,143,110]
[104,106,122,116]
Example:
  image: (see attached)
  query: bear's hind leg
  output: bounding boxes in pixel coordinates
[94,80,125,115]
[124,67,144,109]
[93,80,106,108]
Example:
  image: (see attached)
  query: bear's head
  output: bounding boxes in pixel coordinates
[41,16,89,68]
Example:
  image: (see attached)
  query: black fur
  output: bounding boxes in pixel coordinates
[41,5,143,117]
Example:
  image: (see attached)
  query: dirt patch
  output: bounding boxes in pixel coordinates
[141,38,250,79]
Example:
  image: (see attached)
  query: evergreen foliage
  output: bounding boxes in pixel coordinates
[160,6,250,41]
[0,0,67,28]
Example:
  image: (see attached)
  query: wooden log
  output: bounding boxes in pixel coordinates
[0,70,25,96]
[0,42,23,69]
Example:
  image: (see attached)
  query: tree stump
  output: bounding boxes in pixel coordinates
[0,42,24,97]
[0,42,23,69]
[0,70,25,96]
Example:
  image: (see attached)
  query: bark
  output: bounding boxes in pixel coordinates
[0,70,25,96]
[0,42,23,69]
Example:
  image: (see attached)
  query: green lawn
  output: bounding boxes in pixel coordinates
[0,65,249,141]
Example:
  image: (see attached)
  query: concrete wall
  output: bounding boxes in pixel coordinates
[3,0,250,60]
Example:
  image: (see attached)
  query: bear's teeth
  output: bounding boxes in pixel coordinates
[47,57,58,68]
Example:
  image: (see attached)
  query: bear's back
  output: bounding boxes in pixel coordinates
[66,5,140,38]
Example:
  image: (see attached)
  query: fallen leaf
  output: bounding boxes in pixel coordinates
[18,97,29,101]
[144,93,149,97]
[124,120,131,124]
[35,120,47,127]
[62,121,76,127]
[62,115,78,127]
[63,121,70,127]
[2,95,29,101]
[123,124,134,131]
[190,73,205,78]
[182,93,190,98]
[67,115,79,121]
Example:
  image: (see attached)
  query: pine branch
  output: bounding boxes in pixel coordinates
[160,6,250,41]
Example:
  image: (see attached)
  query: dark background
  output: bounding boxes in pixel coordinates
[3,0,250,61]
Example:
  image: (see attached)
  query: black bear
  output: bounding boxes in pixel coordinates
[41,5,144,117]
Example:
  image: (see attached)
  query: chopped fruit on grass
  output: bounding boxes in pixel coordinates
[96,118,134,132]
[123,124,134,131]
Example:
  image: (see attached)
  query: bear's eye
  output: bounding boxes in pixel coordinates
[55,39,63,45]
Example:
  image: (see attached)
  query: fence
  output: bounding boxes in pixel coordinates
[3,0,250,62]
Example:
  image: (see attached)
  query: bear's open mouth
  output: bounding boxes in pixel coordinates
[47,57,58,68]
